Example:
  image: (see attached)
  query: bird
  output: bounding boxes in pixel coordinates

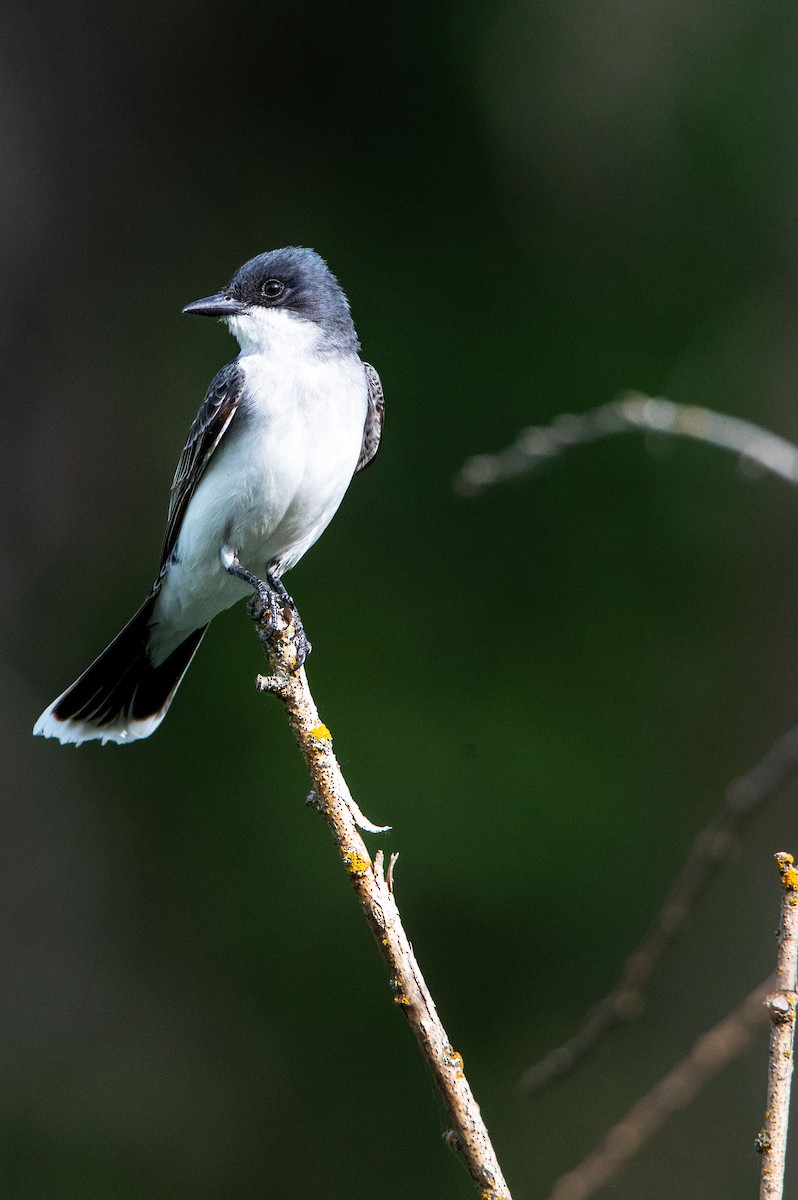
[33,246,384,746]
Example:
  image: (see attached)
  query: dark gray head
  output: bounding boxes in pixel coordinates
[182,247,359,355]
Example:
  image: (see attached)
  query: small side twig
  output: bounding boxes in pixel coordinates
[521,725,798,1095]
[454,393,798,496]
[255,616,513,1200]
[544,976,774,1200]
[758,852,798,1200]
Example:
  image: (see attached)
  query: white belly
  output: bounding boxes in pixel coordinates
[149,350,367,661]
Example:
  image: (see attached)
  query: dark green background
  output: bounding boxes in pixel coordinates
[5,1,798,1196]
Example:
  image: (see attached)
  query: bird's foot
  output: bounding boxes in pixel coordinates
[246,581,284,635]
[245,578,313,670]
[265,567,312,670]
[252,590,312,671]
[284,607,312,670]
[222,547,311,671]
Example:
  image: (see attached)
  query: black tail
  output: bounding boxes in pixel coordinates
[33,595,207,745]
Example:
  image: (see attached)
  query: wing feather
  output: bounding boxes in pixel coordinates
[160,361,245,568]
[356,362,385,474]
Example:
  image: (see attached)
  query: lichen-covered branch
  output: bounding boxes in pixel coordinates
[544,976,773,1200]
[758,852,798,1200]
[254,616,512,1200]
[454,393,798,496]
[521,725,798,1095]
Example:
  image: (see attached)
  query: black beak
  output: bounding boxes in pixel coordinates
[182,293,246,318]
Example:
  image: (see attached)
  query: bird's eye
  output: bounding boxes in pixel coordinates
[262,279,285,300]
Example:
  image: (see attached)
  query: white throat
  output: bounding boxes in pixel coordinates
[226,307,324,358]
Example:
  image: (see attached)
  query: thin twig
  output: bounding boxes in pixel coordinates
[454,393,798,496]
[544,976,774,1200]
[521,725,798,1095]
[758,852,798,1200]
[254,615,513,1200]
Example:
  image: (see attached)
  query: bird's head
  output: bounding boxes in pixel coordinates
[182,247,358,356]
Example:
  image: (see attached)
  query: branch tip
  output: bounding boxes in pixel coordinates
[776,852,798,893]
[256,672,285,696]
[387,851,399,893]
[766,994,794,1023]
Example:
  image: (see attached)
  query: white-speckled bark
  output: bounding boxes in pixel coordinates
[255,614,513,1200]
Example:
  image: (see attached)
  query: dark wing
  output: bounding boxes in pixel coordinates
[356,362,385,474]
[159,361,245,569]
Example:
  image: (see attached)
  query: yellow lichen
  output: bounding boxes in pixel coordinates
[309,723,332,742]
[343,850,370,877]
[775,853,798,890]
[444,1046,465,1078]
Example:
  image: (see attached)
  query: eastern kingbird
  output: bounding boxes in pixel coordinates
[34,247,384,745]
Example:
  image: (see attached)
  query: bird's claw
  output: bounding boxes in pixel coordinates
[246,582,283,632]
[277,600,311,670]
[246,583,312,671]
[223,551,312,672]
[290,623,312,671]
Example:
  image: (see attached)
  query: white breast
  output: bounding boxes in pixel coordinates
[150,326,368,662]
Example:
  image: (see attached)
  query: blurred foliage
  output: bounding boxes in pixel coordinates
[4,0,798,1196]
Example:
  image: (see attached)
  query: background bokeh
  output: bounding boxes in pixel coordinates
[4,1,798,1196]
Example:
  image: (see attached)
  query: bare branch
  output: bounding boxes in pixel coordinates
[454,393,798,496]
[544,976,773,1200]
[254,616,513,1200]
[758,852,798,1200]
[521,725,798,1095]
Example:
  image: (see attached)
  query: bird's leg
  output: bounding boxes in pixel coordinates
[221,547,283,636]
[221,547,311,670]
[266,566,312,669]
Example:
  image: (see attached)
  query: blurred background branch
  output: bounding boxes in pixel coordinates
[521,724,798,1095]
[455,395,798,497]
[545,974,774,1200]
